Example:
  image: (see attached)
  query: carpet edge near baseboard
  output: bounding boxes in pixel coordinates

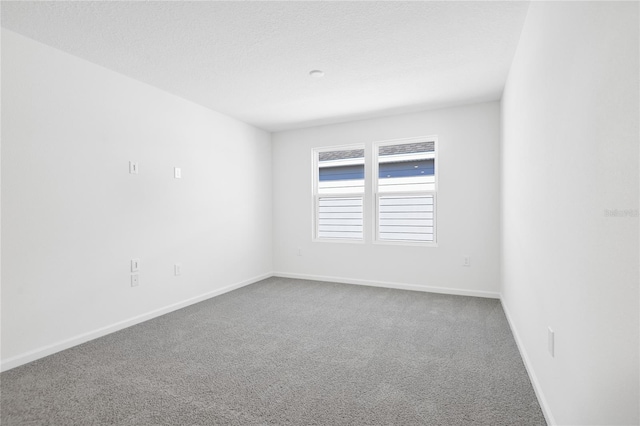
[501,297,556,426]
[0,272,273,373]
[1,272,501,372]
[273,271,500,299]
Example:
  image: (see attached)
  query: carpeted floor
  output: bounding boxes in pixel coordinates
[1,277,546,425]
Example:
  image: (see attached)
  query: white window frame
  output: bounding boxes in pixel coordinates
[372,136,438,247]
[312,144,366,243]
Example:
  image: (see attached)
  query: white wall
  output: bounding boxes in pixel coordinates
[1,30,272,369]
[273,102,501,297]
[501,2,639,425]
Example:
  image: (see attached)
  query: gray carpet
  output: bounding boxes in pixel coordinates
[1,277,546,425]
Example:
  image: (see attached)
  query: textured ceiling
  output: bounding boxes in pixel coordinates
[1,1,530,132]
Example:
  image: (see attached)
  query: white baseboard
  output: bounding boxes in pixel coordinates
[0,271,499,372]
[273,271,500,299]
[0,272,272,372]
[500,298,556,426]
[2,271,552,425]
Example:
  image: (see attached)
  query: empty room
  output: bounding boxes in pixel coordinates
[1,1,638,425]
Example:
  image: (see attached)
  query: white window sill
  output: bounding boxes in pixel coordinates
[372,240,438,248]
[312,238,365,244]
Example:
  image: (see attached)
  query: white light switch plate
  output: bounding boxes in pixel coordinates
[131,258,140,272]
[129,161,139,174]
[174,167,181,179]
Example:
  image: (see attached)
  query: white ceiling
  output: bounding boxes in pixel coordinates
[1,1,530,132]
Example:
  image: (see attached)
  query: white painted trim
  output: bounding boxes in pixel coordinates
[0,272,272,372]
[372,136,438,245]
[312,144,366,242]
[501,297,556,426]
[273,271,499,299]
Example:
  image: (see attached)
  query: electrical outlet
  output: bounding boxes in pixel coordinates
[174,263,182,276]
[129,161,139,174]
[548,327,555,357]
[463,256,471,267]
[131,258,140,272]
[131,274,139,287]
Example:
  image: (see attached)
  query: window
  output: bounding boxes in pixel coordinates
[312,136,436,245]
[374,139,436,243]
[313,146,365,241]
